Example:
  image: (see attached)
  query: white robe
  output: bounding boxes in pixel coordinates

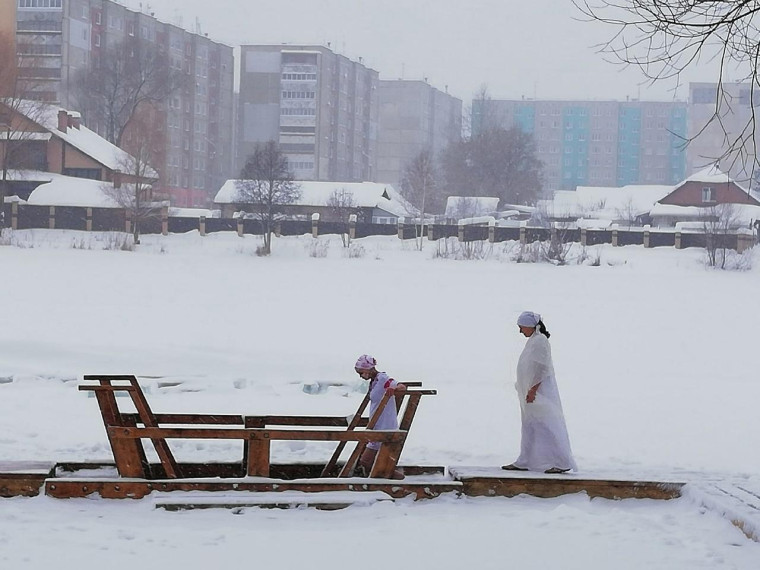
[513,331,577,472]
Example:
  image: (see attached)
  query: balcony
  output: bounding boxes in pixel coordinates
[17,21,63,33]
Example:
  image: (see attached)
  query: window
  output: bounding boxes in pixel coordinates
[94,11,101,25]
[702,187,715,203]
[18,0,63,6]
[692,87,717,104]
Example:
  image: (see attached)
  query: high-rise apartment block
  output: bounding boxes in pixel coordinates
[3,0,234,206]
[238,45,379,182]
[473,98,687,191]
[687,82,759,186]
[376,80,462,187]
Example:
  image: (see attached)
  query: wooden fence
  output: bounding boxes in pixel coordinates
[1,203,756,253]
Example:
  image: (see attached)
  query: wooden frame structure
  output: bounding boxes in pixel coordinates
[79,375,435,480]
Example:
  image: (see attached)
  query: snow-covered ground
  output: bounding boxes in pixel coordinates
[1,229,758,569]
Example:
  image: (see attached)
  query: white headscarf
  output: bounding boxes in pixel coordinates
[517,311,542,328]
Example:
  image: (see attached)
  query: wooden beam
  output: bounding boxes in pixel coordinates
[110,427,406,442]
[457,476,684,500]
[44,478,463,500]
[246,439,271,477]
[321,393,370,477]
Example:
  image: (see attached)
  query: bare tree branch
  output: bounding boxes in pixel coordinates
[73,39,185,146]
[236,141,301,255]
[574,0,760,185]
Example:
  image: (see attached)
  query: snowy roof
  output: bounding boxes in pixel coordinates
[681,165,739,186]
[2,169,57,183]
[26,174,121,208]
[444,196,499,218]
[649,202,760,224]
[214,180,413,218]
[539,184,674,220]
[11,100,158,179]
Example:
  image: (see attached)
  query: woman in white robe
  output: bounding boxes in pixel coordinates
[503,311,577,474]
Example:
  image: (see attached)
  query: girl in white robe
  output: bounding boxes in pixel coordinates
[503,311,577,474]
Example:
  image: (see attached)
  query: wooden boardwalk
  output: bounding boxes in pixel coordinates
[3,461,684,502]
[4,460,759,543]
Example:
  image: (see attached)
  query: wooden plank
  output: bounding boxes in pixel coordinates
[322,393,370,477]
[52,461,447,480]
[369,441,404,478]
[155,490,393,511]
[123,413,245,425]
[93,380,148,478]
[245,415,356,428]
[0,465,55,497]
[339,391,394,477]
[457,476,684,500]
[79,384,135,393]
[110,426,406,442]
[109,426,251,439]
[246,439,271,477]
[125,376,180,478]
[44,478,463,500]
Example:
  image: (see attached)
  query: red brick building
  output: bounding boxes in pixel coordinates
[659,166,760,207]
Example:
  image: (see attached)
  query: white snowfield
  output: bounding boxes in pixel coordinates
[1,229,759,569]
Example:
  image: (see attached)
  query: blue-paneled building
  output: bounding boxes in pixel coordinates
[473,98,687,191]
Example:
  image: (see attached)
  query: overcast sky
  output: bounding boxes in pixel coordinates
[123,0,720,104]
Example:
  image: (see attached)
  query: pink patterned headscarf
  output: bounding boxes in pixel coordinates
[354,354,377,370]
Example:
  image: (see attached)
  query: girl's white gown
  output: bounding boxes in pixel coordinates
[513,331,577,472]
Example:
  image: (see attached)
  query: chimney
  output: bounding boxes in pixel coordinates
[69,112,81,129]
[57,109,68,132]
[113,169,122,189]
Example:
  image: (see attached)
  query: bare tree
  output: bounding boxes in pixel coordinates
[574,1,760,183]
[701,202,742,269]
[441,126,543,206]
[615,197,640,228]
[0,33,48,227]
[401,149,438,251]
[446,196,481,221]
[73,39,184,146]
[102,109,161,245]
[236,141,301,255]
[326,187,357,247]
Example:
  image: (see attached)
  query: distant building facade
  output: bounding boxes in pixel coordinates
[237,45,379,183]
[687,82,759,187]
[376,80,462,187]
[473,98,687,191]
[2,0,235,207]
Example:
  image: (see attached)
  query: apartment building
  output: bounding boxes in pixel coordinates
[473,98,687,191]
[238,44,379,182]
[376,79,462,187]
[687,82,759,187]
[3,0,234,206]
